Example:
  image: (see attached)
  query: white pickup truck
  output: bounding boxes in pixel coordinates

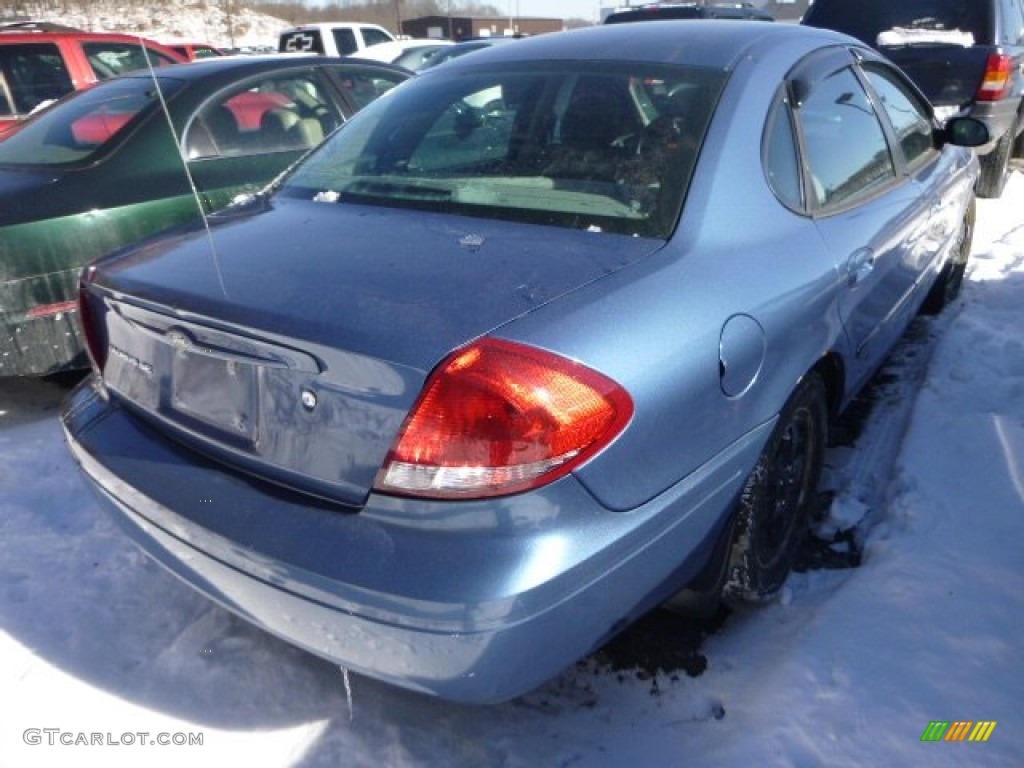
[278,22,395,57]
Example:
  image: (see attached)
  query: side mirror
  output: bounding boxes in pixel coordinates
[938,116,990,148]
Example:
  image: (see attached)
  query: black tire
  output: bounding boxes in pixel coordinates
[976,130,1013,199]
[722,373,828,603]
[921,197,975,315]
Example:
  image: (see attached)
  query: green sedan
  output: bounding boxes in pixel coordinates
[0,54,408,376]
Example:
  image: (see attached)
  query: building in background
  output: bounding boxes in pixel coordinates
[401,15,562,40]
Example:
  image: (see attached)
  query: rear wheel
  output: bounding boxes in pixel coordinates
[722,373,827,603]
[976,130,1013,199]
[921,197,975,315]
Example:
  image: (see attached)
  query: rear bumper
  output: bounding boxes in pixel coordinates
[1,267,85,376]
[62,377,768,703]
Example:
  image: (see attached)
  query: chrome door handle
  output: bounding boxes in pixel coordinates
[846,247,875,286]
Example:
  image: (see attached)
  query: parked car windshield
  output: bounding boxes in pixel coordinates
[804,0,992,47]
[281,63,727,237]
[0,75,184,166]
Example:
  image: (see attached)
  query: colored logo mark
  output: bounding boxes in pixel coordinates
[921,721,997,742]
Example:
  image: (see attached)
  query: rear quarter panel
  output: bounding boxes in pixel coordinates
[499,40,849,511]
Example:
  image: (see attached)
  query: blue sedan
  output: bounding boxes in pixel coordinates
[62,21,984,703]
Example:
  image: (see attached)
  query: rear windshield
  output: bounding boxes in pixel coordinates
[0,76,183,166]
[281,63,727,238]
[803,0,993,47]
[606,8,702,23]
[280,30,324,54]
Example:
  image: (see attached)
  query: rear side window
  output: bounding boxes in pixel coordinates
[82,42,179,79]
[0,43,74,116]
[803,0,993,47]
[796,67,896,209]
[763,94,802,210]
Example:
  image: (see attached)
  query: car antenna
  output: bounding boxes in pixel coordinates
[139,39,230,300]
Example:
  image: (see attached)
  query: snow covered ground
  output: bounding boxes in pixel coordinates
[1,174,1022,767]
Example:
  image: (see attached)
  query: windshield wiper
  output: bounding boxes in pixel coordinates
[345,178,453,202]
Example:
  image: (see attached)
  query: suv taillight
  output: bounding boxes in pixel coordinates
[977,54,1013,101]
[78,268,107,373]
[375,338,633,499]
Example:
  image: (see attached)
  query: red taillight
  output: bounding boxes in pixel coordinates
[78,267,107,373]
[375,338,633,499]
[977,54,1013,101]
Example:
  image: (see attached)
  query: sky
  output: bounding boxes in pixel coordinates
[503,0,607,23]
[433,0,776,25]
[0,173,1021,766]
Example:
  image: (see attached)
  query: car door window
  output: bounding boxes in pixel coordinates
[862,64,935,169]
[186,72,342,159]
[333,29,358,55]
[332,67,407,111]
[0,43,73,115]
[82,42,178,80]
[796,66,896,209]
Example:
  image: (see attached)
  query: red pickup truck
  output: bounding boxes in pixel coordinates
[0,25,185,136]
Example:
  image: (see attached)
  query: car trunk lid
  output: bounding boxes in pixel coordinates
[87,197,663,506]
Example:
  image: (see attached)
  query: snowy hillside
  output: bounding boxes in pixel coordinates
[8,0,290,50]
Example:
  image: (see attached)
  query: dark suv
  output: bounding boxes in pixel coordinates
[802,0,1024,198]
[604,3,773,24]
